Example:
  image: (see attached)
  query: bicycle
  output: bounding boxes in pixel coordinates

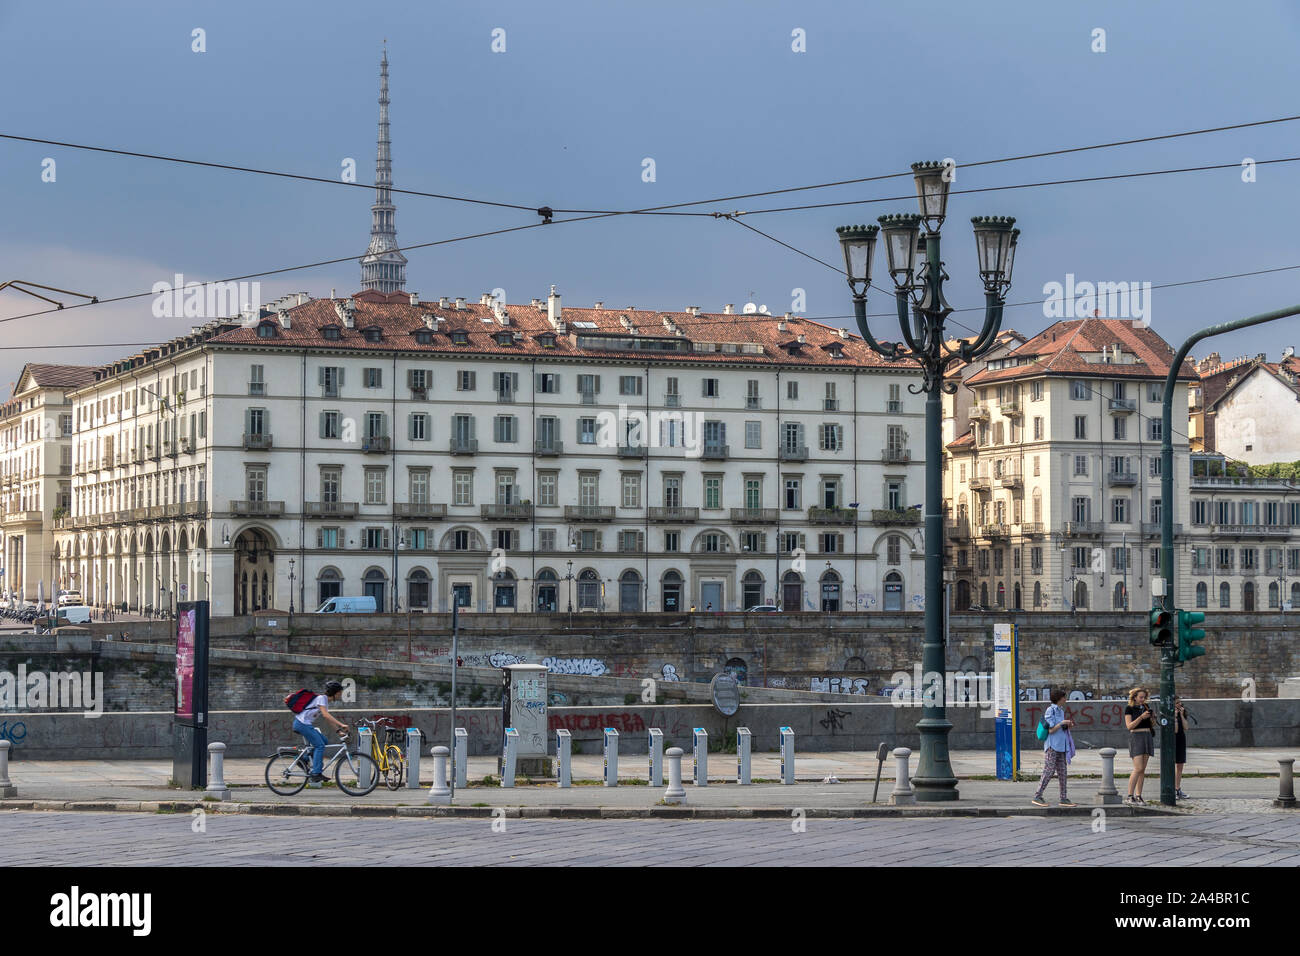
[264,728,380,796]
[356,717,407,791]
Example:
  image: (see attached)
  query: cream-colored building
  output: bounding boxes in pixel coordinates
[53,288,934,616]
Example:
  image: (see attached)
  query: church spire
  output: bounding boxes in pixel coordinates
[360,46,407,293]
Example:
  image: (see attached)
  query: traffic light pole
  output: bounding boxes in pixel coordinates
[1160,304,1300,806]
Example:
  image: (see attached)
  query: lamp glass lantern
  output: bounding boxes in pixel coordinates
[877,214,922,290]
[911,161,951,228]
[835,224,878,296]
[971,216,1018,292]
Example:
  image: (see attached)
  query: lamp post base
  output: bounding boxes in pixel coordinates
[913,716,960,802]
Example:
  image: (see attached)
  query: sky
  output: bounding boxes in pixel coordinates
[3,0,1300,392]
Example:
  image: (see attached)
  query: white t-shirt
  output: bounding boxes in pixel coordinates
[297,694,329,726]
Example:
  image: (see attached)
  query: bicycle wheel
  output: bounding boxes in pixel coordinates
[382,745,404,790]
[335,751,380,796]
[265,752,309,795]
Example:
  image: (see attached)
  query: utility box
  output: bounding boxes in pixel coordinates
[779,726,795,785]
[603,727,619,787]
[647,728,664,787]
[737,727,752,785]
[692,727,708,786]
[501,663,550,776]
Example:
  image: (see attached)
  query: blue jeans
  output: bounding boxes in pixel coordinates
[293,720,327,776]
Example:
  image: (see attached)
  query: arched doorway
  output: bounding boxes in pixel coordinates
[1243,581,1255,611]
[317,567,342,608]
[363,568,387,610]
[577,569,601,610]
[1032,581,1041,608]
[781,570,802,611]
[996,581,1006,608]
[883,571,903,611]
[742,570,764,609]
[407,568,431,610]
[955,579,971,610]
[233,528,274,615]
[493,570,516,610]
[1013,582,1022,610]
[536,568,558,612]
[1073,580,1089,610]
[821,570,842,612]
[619,570,642,612]
[661,570,682,612]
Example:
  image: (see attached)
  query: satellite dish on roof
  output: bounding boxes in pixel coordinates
[1285,346,1295,359]
[743,302,758,314]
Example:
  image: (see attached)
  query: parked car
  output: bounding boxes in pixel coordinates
[58,590,83,607]
[314,595,377,613]
[746,605,780,613]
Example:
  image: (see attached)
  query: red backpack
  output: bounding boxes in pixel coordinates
[285,689,316,714]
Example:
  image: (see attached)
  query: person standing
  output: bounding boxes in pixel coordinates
[1173,696,1191,799]
[1124,687,1155,803]
[1031,689,1077,807]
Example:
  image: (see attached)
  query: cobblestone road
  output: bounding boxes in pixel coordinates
[2,811,1297,866]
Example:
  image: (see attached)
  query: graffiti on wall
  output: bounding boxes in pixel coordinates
[542,657,608,677]
[810,676,870,695]
[548,712,646,733]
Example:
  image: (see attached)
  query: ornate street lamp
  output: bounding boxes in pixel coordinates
[836,162,1020,802]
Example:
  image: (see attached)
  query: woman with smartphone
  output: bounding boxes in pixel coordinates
[1124,687,1155,804]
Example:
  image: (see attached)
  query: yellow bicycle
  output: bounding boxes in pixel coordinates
[357,717,407,790]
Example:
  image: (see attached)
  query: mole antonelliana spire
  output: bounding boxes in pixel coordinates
[360,46,407,293]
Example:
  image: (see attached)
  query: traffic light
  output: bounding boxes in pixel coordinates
[1178,609,1207,662]
[1149,607,1174,646]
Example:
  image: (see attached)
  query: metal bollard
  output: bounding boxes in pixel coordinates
[556,729,572,788]
[454,727,468,789]
[692,728,708,786]
[427,745,451,805]
[663,746,687,805]
[357,727,375,791]
[647,728,664,787]
[889,747,915,805]
[1275,758,1297,808]
[405,728,422,790]
[603,727,619,787]
[779,726,795,785]
[205,742,230,800]
[0,740,16,797]
[501,728,518,788]
[1096,747,1122,805]
[737,727,752,785]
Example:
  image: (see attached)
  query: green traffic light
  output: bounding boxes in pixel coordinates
[1178,609,1207,662]
[1149,607,1174,646]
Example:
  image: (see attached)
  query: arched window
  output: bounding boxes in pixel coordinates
[363,568,387,610]
[979,582,989,606]
[407,568,430,610]
[577,569,601,610]
[1292,582,1300,607]
[742,571,764,610]
[1073,580,1089,610]
[1219,582,1231,608]
[1268,581,1279,608]
[996,582,1006,607]
[661,570,683,613]
[781,570,803,612]
[1032,581,1042,608]
[1195,581,1207,608]
[317,568,342,608]
[820,570,842,612]
[1013,582,1022,610]
[619,570,642,612]
[536,568,558,612]
[1113,582,1127,610]
[493,569,516,609]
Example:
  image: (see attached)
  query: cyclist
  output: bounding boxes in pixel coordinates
[292,681,350,782]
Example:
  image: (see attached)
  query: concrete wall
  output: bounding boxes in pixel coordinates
[5,698,1296,761]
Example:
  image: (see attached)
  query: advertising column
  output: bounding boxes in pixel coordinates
[992,622,1020,780]
[172,601,211,788]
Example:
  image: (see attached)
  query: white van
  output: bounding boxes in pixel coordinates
[315,596,378,614]
[59,605,93,624]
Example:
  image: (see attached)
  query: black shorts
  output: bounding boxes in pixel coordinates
[1175,733,1187,764]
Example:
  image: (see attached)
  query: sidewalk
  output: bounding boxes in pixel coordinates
[2,747,1293,818]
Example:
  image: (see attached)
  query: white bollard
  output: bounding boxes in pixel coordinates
[427,745,451,805]
[0,740,15,797]
[1275,758,1297,809]
[1096,747,1122,805]
[663,746,687,805]
[556,729,572,788]
[205,742,230,800]
[405,728,422,789]
[889,747,915,806]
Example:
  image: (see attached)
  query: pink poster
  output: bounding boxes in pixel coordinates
[175,608,196,718]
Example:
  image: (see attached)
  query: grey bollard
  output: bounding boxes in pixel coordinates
[1095,747,1122,805]
[603,727,619,787]
[501,728,518,788]
[205,742,230,800]
[663,746,687,805]
[556,729,572,788]
[647,728,663,787]
[1275,758,1297,808]
[0,740,15,797]
[779,726,795,785]
[427,745,451,805]
[889,747,916,805]
[405,728,422,789]
[357,727,375,791]
[454,727,468,789]
[737,727,752,785]
[692,728,708,786]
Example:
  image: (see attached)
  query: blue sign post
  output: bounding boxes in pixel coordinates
[992,623,1020,780]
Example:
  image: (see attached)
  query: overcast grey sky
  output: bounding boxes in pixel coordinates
[3,0,1300,390]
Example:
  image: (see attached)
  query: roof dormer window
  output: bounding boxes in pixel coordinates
[322,326,341,341]
[452,331,469,345]
[363,327,383,343]
[538,334,556,349]
[414,330,433,345]
[256,322,276,339]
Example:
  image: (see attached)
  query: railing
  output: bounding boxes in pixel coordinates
[980,522,1010,538]
[969,476,991,491]
[881,448,911,463]
[779,445,808,462]
[999,401,1021,417]
[1140,522,1183,536]
[969,404,990,421]
[1191,475,1300,489]
[534,439,563,456]
[809,507,856,525]
[1107,471,1137,485]
[449,438,478,454]
[305,501,360,517]
[730,507,776,523]
[1020,522,1045,535]
[617,444,648,459]
[944,520,971,539]
[823,399,839,411]
[872,509,920,526]
[481,503,533,520]
[999,473,1022,488]
[1212,523,1291,536]
[700,443,729,460]
[664,394,680,407]
[1064,521,1102,535]
[362,435,391,454]
[242,433,272,451]
[1109,398,1137,413]
[886,400,903,414]
[230,500,285,515]
[395,503,447,519]
[648,506,698,522]
[572,538,604,552]
[100,455,112,469]
[565,505,615,521]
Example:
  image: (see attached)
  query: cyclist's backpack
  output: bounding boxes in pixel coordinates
[285,689,316,714]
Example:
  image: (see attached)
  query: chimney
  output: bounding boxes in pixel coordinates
[797,334,806,344]
[422,313,436,330]
[838,328,848,339]
[531,298,542,309]
[686,306,700,316]
[408,292,420,306]
[455,297,466,311]
[297,293,308,306]
[439,296,450,309]
[777,321,787,332]
[547,285,562,328]
[277,309,291,330]
[723,303,734,314]
[593,300,604,310]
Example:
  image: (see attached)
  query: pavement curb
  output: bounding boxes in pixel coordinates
[0,798,1180,819]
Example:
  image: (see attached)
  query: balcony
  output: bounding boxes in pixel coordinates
[823,399,839,411]
[230,499,285,516]
[999,401,1022,418]
[534,439,564,457]
[1020,522,1045,536]
[165,502,182,518]
[133,451,145,465]
[565,505,615,522]
[700,443,729,460]
[980,522,1010,539]
[481,503,533,521]
[1064,521,1102,536]
[1212,523,1291,537]
[886,400,903,414]
[969,404,990,422]
[147,505,167,519]
[1190,566,1213,576]
[809,506,857,526]
[410,386,427,400]
[362,435,391,454]
[944,520,971,540]
[881,447,911,463]
[648,506,698,522]
[730,507,776,523]
[100,455,113,470]
[969,476,992,491]
[163,440,178,459]
[872,508,921,526]
[305,501,360,518]
[617,444,648,459]
[131,506,151,521]
[449,438,478,455]
[395,502,447,519]
[1107,471,1137,486]
[1,510,41,526]
[242,433,272,451]
[779,445,808,462]
[186,500,208,518]
[1140,522,1184,537]
[664,394,680,407]
[998,472,1022,488]
[179,438,194,455]
[1109,398,1137,414]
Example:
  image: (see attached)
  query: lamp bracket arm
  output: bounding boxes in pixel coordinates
[852,295,902,362]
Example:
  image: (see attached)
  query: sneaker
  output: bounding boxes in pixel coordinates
[1176,789,1188,799]
[1059,800,1077,808]
[1031,796,1048,807]
[1134,795,1145,804]
[1125,794,1137,804]
[309,773,325,783]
